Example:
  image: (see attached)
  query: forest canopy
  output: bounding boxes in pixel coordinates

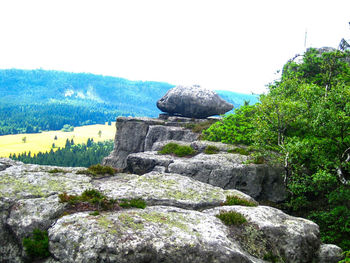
[204,47,350,250]
[0,69,258,135]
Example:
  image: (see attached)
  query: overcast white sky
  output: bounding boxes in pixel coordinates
[0,0,349,94]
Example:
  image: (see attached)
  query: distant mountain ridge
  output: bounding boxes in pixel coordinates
[0,69,258,135]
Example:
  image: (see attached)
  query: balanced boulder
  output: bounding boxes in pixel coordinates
[157,85,233,118]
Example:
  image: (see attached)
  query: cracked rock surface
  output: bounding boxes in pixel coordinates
[0,158,343,263]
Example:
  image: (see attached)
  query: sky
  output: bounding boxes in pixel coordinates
[0,0,349,94]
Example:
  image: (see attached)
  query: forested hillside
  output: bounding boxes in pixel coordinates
[0,69,258,135]
[11,139,113,168]
[203,48,350,252]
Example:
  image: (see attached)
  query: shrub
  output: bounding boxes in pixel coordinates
[202,105,256,145]
[216,211,247,226]
[119,199,147,209]
[22,229,50,260]
[224,195,257,207]
[158,143,195,157]
[80,189,106,204]
[340,250,350,263]
[204,145,220,154]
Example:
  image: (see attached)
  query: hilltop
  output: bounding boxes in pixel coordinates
[0,69,258,135]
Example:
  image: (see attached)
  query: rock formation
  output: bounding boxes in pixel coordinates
[156,85,233,118]
[103,116,287,202]
[0,158,343,262]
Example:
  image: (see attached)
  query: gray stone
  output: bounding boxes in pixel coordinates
[0,158,93,262]
[168,153,287,202]
[0,158,342,262]
[316,244,344,263]
[127,151,174,175]
[93,172,256,210]
[49,207,263,263]
[144,125,198,151]
[126,150,287,202]
[0,162,93,200]
[157,85,233,118]
[102,117,199,170]
[0,198,22,263]
[102,117,159,169]
[204,206,321,263]
[7,195,66,240]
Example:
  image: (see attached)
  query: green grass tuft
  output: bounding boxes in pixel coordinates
[227,147,250,155]
[89,211,100,216]
[224,195,258,207]
[22,229,50,260]
[59,189,147,212]
[204,145,220,154]
[263,252,280,263]
[58,189,116,210]
[119,199,147,209]
[216,210,247,226]
[48,168,66,174]
[184,120,217,134]
[88,164,116,176]
[76,164,116,177]
[158,143,196,157]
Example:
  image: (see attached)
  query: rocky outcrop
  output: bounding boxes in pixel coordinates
[126,144,287,202]
[0,158,93,262]
[0,158,343,262]
[102,116,206,169]
[93,171,257,210]
[103,116,287,202]
[316,244,344,263]
[157,85,233,118]
[204,206,320,263]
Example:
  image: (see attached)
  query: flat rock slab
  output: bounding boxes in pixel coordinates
[204,206,321,263]
[0,159,92,200]
[93,172,256,210]
[49,206,263,263]
[157,85,233,118]
[126,151,287,202]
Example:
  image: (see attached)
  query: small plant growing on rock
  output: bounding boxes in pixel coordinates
[77,164,116,177]
[227,147,250,156]
[158,143,195,157]
[263,252,280,263]
[22,228,50,260]
[48,168,66,174]
[204,145,220,154]
[119,198,147,209]
[224,195,258,207]
[59,189,147,213]
[59,189,118,211]
[216,211,247,226]
[340,250,350,263]
[184,120,217,133]
[89,211,100,216]
[88,164,116,176]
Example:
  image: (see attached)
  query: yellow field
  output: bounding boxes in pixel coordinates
[0,123,116,157]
